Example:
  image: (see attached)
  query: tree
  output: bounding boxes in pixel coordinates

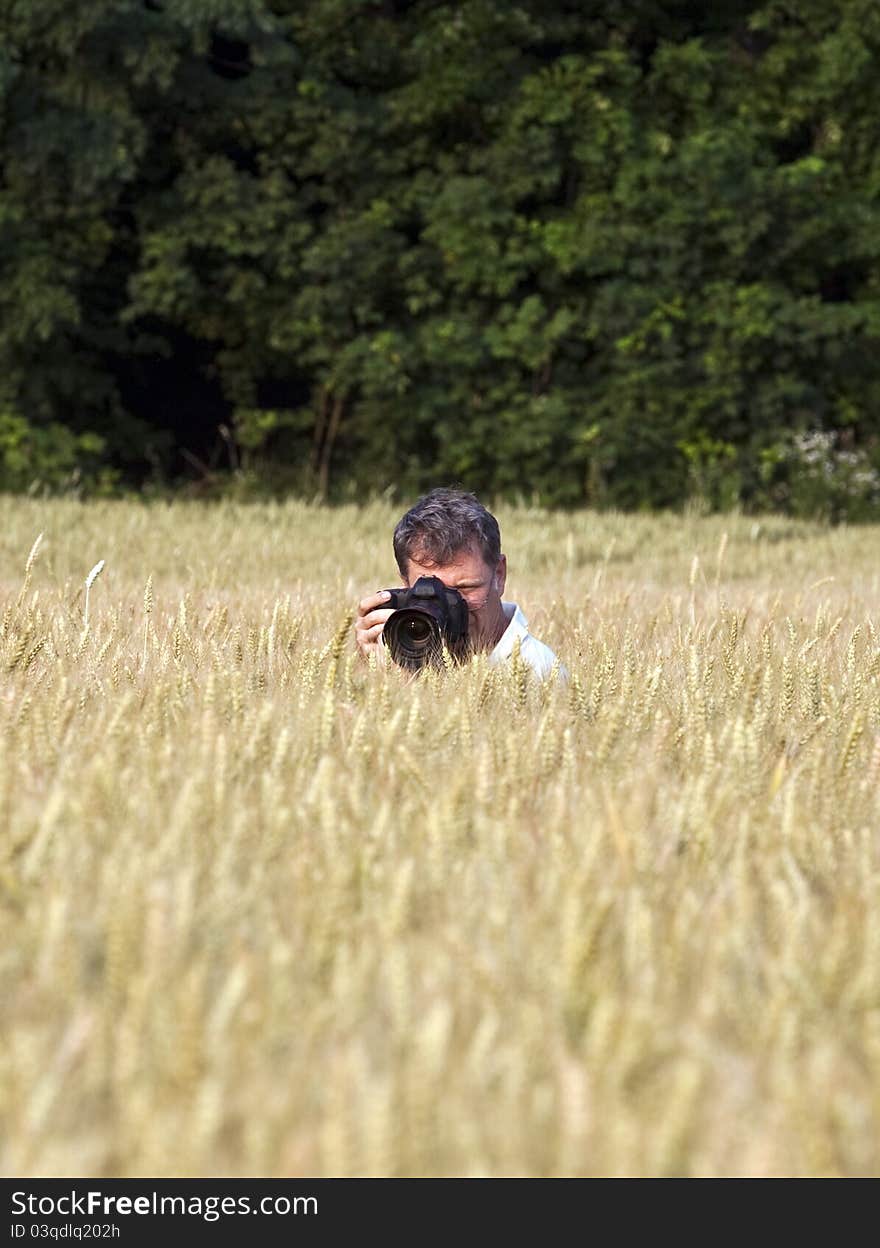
[2,0,879,512]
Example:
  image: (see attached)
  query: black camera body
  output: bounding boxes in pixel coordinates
[381,576,470,670]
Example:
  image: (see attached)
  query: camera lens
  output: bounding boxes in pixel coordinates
[384,609,442,669]
[403,617,431,645]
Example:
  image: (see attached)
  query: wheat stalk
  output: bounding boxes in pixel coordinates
[142,574,154,669]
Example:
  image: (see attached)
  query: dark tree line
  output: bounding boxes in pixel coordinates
[2,0,880,516]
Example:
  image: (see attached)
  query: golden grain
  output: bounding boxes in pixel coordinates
[0,497,878,1177]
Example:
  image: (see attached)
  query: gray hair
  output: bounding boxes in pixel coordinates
[393,488,502,578]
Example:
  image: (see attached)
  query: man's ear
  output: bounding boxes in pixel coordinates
[494,554,507,596]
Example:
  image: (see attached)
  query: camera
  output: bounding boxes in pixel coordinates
[381,576,469,670]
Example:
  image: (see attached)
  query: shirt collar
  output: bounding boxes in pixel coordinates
[489,601,529,662]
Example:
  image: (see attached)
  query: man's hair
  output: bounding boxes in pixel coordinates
[393,488,502,577]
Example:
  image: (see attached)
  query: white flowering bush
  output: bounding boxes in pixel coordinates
[761,429,880,521]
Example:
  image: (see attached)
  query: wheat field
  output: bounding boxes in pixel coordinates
[1,495,878,1177]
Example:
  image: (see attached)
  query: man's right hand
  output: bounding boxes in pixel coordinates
[354,589,395,662]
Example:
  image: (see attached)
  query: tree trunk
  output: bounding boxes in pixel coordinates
[318,393,344,498]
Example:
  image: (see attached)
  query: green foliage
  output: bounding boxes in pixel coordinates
[0,413,116,494]
[2,1,880,513]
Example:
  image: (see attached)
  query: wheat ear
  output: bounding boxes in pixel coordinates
[83,559,105,630]
[17,532,44,607]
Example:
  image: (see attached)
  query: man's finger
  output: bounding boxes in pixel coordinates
[358,589,392,617]
[357,620,388,643]
[358,608,394,631]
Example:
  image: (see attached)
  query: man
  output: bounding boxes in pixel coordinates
[355,487,563,678]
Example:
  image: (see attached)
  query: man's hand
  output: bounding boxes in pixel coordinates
[355,589,395,661]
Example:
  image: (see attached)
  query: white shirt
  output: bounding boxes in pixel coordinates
[489,601,565,680]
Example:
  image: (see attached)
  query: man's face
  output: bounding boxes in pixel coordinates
[404,545,508,651]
